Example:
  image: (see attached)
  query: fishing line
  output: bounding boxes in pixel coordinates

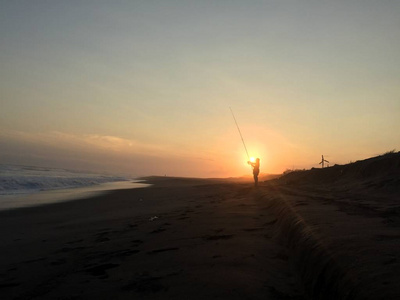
[229,107,250,160]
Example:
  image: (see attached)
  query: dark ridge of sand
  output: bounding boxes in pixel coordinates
[278,151,400,188]
[1,153,399,299]
[257,152,400,299]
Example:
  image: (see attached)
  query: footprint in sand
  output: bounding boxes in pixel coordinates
[95,231,111,243]
[150,228,166,234]
[243,227,264,232]
[50,258,67,266]
[66,239,84,245]
[112,249,140,258]
[121,274,166,293]
[85,263,119,277]
[131,239,143,246]
[147,247,179,255]
[263,218,277,226]
[0,282,21,288]
[22,257,46,264]
[382,257,397,265]
[272,252,289,261]
[374,234,400,241]
[204,234,234,241]
[96,237,110,243]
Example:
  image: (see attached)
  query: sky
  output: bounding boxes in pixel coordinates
[1,0,399,177]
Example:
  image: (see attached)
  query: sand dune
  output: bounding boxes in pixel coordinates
[259,152,400,299]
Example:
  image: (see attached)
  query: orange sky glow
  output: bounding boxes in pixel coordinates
[1,2,399,178]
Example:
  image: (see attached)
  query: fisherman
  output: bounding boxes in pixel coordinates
[248,158,260,187]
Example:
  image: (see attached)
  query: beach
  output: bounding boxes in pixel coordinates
[1,177,305,299]
[1,154,399,299]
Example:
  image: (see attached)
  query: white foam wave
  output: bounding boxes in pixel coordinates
[0,164,129,195]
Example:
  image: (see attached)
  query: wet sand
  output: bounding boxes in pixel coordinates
[0,178,305,300]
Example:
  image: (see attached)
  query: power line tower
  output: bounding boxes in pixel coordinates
[319,155,329,168]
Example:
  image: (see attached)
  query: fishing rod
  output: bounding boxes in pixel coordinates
[229,107,250,160]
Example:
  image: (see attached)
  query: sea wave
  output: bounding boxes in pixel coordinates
[0,164,128,195]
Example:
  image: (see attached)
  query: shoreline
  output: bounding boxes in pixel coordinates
[0,180,150,211]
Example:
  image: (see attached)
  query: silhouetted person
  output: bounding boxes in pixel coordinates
[248,158,260,187]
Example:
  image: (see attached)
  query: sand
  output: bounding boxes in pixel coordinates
[0,178,305,300]
[1,154,399,300]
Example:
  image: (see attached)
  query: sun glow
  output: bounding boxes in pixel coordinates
[250,157,255,163]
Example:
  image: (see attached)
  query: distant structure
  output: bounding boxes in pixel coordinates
[319,155,329,168]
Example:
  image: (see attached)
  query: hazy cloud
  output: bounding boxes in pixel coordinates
[0,129,223,177]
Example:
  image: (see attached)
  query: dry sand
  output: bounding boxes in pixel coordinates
[261,152,400,299]
[1,153,399,299]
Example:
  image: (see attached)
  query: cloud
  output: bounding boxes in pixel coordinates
[0,129,222,176]
[0,129,173,156]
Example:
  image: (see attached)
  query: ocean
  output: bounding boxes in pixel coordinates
[0,164,149,210]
